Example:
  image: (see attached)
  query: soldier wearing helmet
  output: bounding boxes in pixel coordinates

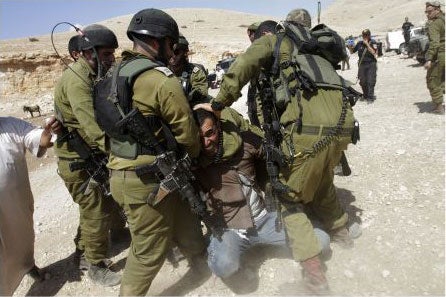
[194,8,358,294]
[168,33,210,107]
[53,23,126,287]
[106,8,207,296]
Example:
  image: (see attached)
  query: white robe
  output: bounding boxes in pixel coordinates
[0,116,45,296]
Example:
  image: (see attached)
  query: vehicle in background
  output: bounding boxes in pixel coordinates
[407,33,429,64]
[385,27,426,54]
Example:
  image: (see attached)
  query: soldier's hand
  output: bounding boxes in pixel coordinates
[424,60,432,70]
[193,103,221,119]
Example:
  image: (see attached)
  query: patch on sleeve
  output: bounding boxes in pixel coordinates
[192,66,200,73]
[154,66,174,76]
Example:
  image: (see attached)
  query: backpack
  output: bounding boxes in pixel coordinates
[280,21,347,67]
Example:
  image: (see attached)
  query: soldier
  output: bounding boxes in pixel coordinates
[246,20,278,128]
[68,35,81,61]
[424,1,445,114]
[53,24,124,287]
[246,21,261,43]
[168,33,209,107]
[105,9,207,296]
[195,8,357,294]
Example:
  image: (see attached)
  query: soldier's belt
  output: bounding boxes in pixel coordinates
[286,124,353,137]
[110,169,140,179]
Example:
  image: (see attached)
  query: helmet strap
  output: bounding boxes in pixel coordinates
[133,35,160,60]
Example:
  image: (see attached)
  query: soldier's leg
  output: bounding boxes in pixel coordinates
[427,52,445,110]
[57,160,111,263]
[171,196,206,260]
[367,63,377,100]
[110,172,171,296]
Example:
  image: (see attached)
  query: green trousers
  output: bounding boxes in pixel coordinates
[110,170,206,296]
[280,134,350,261]
[57,159,116,264]
[427,51,445,104]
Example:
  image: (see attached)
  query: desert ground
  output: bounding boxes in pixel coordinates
[1,0,444,296]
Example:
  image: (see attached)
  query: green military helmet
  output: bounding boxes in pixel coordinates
[127,8,179,43]
[68,35,81,55]
[248,21,261,32]
[80,24,118,50]
[175,33,189,51]
[286,8,312,28]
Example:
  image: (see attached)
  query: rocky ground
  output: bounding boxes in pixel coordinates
[6,49,445,296]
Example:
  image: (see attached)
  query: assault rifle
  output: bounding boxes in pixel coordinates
[257,76,290,232]
[59,127,111,197]
[116,108,222,239]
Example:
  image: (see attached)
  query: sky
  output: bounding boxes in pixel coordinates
[0,0,334,40]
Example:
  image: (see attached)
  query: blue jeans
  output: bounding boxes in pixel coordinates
[207,211,286,278]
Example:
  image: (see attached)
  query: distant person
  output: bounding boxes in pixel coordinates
[350,29,378,103]
[402,17,414,46]
[0,116,60,296]
[424,1,445,114]
[342,43,351,71]
[215,65,225,87]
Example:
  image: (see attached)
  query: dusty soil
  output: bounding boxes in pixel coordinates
[7,49,444,296]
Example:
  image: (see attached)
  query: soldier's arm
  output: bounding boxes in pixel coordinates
[158,76,201,158]
[426,20,440,61]
[66,76,106,152]
[212,35,275,109]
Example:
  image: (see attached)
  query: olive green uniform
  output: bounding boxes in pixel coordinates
[54,57,124,264]
[107,50,206,296]
[212,34,354,261]
[426,13,445,104]
[179,62,209,107]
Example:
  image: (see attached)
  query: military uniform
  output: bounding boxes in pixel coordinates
[54,57,124,265]
[211,33,354,262]
[426,12,445,106]
[178,62,209,107]
[107,50,206,296]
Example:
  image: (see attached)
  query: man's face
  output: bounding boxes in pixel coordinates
[247,29,256,43]
[199,117,220,157]
[168,46,187,74]
[97,47,116,72]
[425,6,440,20]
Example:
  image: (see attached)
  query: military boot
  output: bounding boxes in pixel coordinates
[432,103,445,114]
[88,261,121,287]
[330,226,354,249]
[300,256,330,295]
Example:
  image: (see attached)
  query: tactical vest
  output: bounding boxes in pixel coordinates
[93,57,169,159]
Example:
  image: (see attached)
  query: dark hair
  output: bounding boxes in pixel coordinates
[254,20,278,40]
[193,108,218,127]
[362,29,371,36]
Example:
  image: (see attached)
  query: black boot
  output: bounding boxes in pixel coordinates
[88,261,121,287]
